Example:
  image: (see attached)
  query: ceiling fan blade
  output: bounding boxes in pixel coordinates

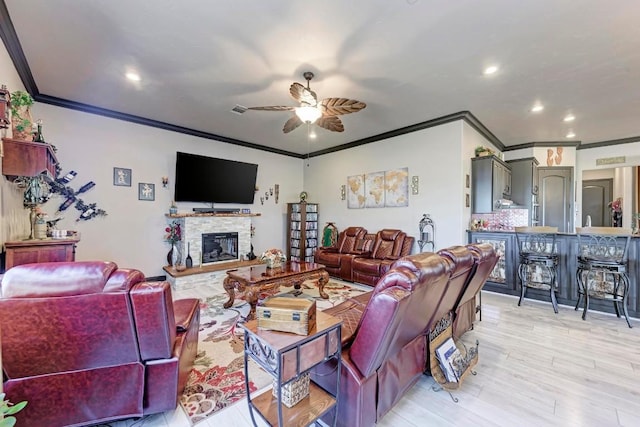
[247,106,296,111]
[290,82,317,106]
[316,116,344,132]
[283,115,303,133]
[320,98,366,116]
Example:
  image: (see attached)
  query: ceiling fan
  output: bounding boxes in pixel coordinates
[247,71,366,134]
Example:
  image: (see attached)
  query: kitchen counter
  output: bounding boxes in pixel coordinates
[467,230,640,319]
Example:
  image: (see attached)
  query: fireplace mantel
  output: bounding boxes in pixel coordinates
[166,213,261,218]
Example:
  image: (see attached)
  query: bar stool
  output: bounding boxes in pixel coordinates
[515,226,559,313]
[575,227,632,328]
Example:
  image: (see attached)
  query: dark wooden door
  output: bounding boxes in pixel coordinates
[582,179,613,226]
[538,167,574,232]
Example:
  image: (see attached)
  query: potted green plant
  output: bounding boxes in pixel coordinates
[10,90,34,141]
[474,145,494,157]
[0,393,27,427]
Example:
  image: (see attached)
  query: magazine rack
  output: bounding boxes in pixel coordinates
[428,312,478,402]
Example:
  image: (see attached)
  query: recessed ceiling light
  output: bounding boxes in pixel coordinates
[531,104,544,113]
[309,130,317,139]
[483,65,499,75]
[125,72,141,82]
[566,131,576,138]
[563,114,575,122]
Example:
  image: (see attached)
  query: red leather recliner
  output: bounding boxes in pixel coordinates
[351,229,414,286]
[312,252,454,427]
[0,261,200,427]
[314,226,368,281]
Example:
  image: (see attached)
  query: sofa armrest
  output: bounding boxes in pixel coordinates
[130,281,176,360]
[351,250,372,257]
[173,298,200,332]
[318,247,339,253]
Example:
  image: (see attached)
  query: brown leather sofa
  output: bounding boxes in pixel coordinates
[0,261,200,427]
[314,226,368,281]
[351,229,415,286]
[311,243,496,427]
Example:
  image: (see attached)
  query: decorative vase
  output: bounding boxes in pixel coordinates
[185,242,193,268]
[613,211,622,227]
[166,247,173,266]
[266,258,283,269]
[171,243,183,267]
[35,217,47,239]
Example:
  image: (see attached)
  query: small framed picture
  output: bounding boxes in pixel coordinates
[113,167,132,186]
[465,193,470,207]
[465,174,470,188]
[138,183,155,201]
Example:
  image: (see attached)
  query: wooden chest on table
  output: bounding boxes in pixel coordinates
[256,295,316,336]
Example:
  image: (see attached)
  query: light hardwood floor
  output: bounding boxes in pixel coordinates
[109,290,640,427]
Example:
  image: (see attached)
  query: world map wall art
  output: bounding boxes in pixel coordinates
[347,167,409,209]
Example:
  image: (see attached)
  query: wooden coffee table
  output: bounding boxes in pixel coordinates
[223,261,329,320]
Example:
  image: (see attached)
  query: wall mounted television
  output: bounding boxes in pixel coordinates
[174,151,258,205]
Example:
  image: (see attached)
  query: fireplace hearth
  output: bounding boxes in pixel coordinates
[202,232,239,263]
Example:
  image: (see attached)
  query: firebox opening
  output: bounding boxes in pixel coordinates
[202,232,238,263]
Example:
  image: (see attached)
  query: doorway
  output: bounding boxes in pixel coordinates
[538,167,574,232]
[582,179,613,226]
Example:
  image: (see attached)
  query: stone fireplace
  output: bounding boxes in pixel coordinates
[164,213,258,290]
[176,215,251,266]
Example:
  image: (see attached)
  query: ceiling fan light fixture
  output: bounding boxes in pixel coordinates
[296,106,322,124]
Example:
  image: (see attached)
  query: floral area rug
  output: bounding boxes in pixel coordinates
[179,279,369,425]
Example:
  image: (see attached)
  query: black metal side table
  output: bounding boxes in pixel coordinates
[240,311,342,426]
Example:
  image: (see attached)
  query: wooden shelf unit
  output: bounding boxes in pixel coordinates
[3,238,79,271]
[1,138,58,179]
[286,202,319,263]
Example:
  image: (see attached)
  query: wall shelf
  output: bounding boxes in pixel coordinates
[1,138,58,179]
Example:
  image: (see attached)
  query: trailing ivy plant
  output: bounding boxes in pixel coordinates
[9,90,34,133]
[0,393,27,427]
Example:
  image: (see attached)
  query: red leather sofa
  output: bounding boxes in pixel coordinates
[351,229,415,286]
[0,261,200,427]
[311,243,496,427]
[314,226,369,281]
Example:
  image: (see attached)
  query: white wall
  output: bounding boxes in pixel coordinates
[1,40,304,277]
[25,104,303,276]
[303,120,480,251]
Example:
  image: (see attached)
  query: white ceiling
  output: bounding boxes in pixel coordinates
[3,0,640,156]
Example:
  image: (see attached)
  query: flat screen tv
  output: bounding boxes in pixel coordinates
[174,152,258,204]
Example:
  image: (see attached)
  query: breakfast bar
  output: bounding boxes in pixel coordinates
[467,230,640,319]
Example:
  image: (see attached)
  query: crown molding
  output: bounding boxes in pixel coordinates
[35,93,304,158]
[308,111,505,157]
[503,141,581,151]
[576,135,640,150]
